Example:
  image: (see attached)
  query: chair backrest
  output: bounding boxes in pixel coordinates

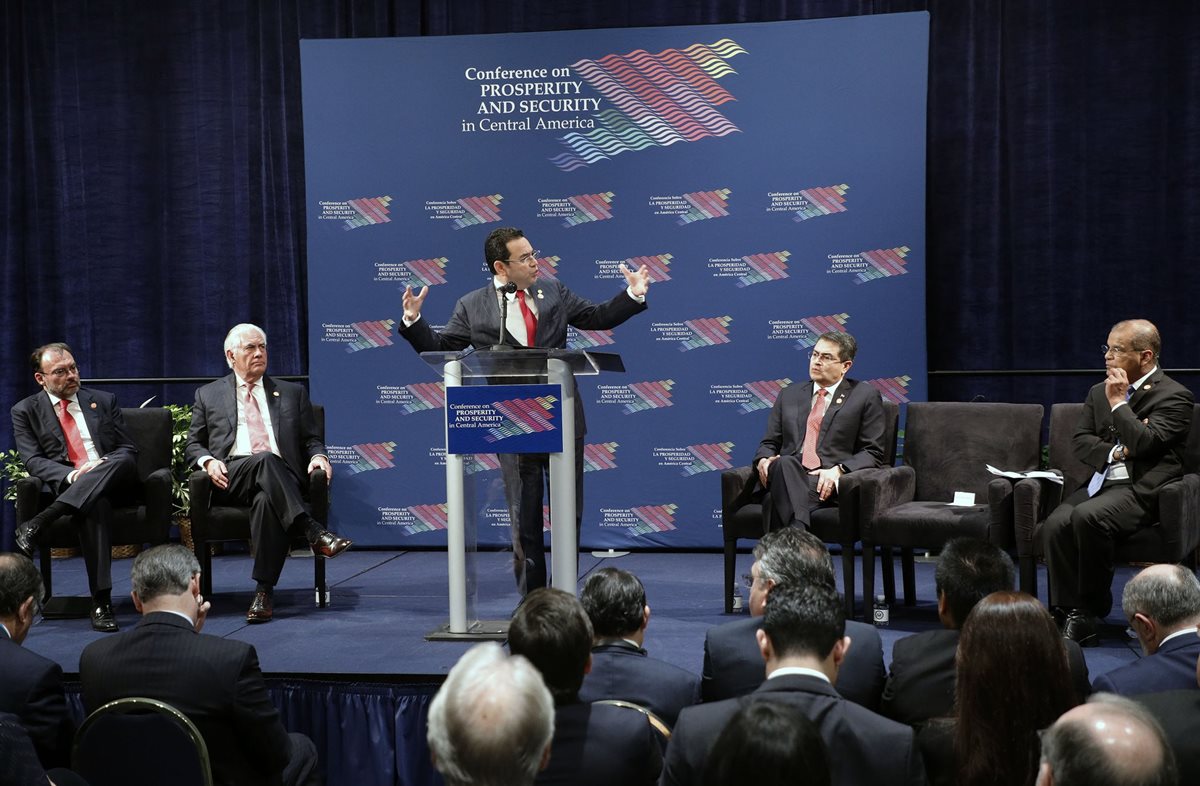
[121,407,173,482]
[882,399,901,466]
[904,402,1044,501]
[1051,401,1200,490]
[73,697,213,786]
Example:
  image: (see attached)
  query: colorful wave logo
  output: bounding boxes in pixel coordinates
[552,39,747,171]
[346,320,396,352]
[567,328,615,350]
[464,454,502,475]
[404,503,448,535]
[404,257,449,287]
[683,442,735,476]
[534,255,560,280]
[564,192,615,226]
[630,504,679,535]
[738,251,790,288]
[482,396,559,443]
[867,375,913,404]
[629,254,673,283]
[793,184,849,222]
[739,379,793,414]
[854,247,910,283]
[453,195,503,229]
[402,382,445,414]
[584,442,619,472]
[681,316,732,351]
[344,442,398,476]
[679,188,731,224]
[622,380,675,414]
[794,314,850,350]
[343,196,392,230]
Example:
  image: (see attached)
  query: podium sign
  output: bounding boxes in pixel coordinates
[446,384,564,455]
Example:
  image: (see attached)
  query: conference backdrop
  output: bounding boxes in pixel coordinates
[301,13,929,549]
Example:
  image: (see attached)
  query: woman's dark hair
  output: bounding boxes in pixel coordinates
[954,591,1078,786]
[703,701,831,786]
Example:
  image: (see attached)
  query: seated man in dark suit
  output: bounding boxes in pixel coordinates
[881,537,1091,725]
[702,527,885,709]
[663,583,925,786]
[427,642,554,786]
[11,341,139,632]
[186,323,351,623]
[508,587,662,786]
[577,566,699,727]
[1038,693,1177,786]
[1094,564,1200,696]
[752,330,886,531]
[80,544,320,786]
[0,554,74,771]
[1136,648,1200,786]
[0,712,87,786]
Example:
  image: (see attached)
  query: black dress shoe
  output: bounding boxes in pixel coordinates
[14,522,40,558]
[310,530,352,559]
[1062,609,1099,647]
[246,592,273,624]
[90,603,119,633]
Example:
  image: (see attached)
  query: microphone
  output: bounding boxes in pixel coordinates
[491,282,518,351]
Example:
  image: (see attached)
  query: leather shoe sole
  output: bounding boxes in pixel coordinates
[311,530,352,559]
[246,592,273,624]
[90,604,119,633]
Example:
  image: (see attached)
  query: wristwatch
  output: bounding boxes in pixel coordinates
[836,463,849,474]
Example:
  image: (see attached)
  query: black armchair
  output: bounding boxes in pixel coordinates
[15,407,173,616]
[859,402,1043,608]
[1014,403,1200,600]
[720,400,900,617]
[187,405,328,606]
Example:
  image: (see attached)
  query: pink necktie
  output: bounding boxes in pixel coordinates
[801,388,829,470]
[515,291,538,346]
[245,383,273,454]
[58,400,88,468]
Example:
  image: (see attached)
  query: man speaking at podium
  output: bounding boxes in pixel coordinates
[399,227,651,594]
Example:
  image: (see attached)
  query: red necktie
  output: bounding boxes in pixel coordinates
[515,290,538,346]
[245,383,273,454]
[58,399,88,468]
[801,388,829,470]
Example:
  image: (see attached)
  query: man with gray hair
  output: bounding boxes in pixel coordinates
[1092,564,1200,695]
[187,323,351,623]
[80,544,320,786]
[1037,693,1177,786]
[427,642,553,786]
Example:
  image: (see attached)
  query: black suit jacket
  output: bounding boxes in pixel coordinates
[663,674,926,786]
[11,388,137,490]
[701,616,886,710]
[0,632,74,770]
[80,612,292,786]
[1071,369,1193,505]
[536,700,661,786]
[752,377,887,473]
[881,627,1092,725]
[1137,690,1200,786]
[576,640,699,727]
[185,374,324,478]
[1092,633,1200,696]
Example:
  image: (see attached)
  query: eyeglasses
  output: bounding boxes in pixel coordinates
[41,363,78,378]
[1101,344,1141,357]
[809,351,846,364]
[741,573,756,589]
[506,250,540,265]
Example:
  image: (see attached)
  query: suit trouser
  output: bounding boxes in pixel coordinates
[52,455,138,596]
[499,435,585,594]
[764,455,837,531]
[1044,483,1152,617]
[214,453,309,587]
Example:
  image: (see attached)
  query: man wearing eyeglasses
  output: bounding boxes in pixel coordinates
[1046,319,1194,647]
[10,342,139,632]
[751,330,887,532]
[399,227,650,594]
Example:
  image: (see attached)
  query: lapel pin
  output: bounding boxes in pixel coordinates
[536,289,544,299]
[90,402,97,409]
[835,398,843,405]
[1143,384,1151,390]
[273,391,280,397]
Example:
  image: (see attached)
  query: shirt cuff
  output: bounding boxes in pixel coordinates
[401,314,421,328]
[625,286,646,303]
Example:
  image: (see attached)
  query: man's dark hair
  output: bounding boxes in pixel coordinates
[0,553,44,618]
[934,538,1015,628]
[30,342,73,373]
[483,227,526,275]
[508,587,593,703]
[816,331,857,362]
[580,567,646,638]
[1040,694,1177,786]
[753,527,835,591]
[760,583,844,661]
[704,701,831,786]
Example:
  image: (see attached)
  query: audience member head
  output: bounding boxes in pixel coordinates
[223,323,268,383]
[748,527,836,617]
[1120,564,1200,656]
[703,701,831,786]
[129,544,203,623]
[934,537,1016,629]
[580,567,648,644]
[427,642,554,786]
[954,591,1078,786]
[756,583,847,679]
[0,553,44,644]
[508,588,593,704]
[1037,693,1177,786]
